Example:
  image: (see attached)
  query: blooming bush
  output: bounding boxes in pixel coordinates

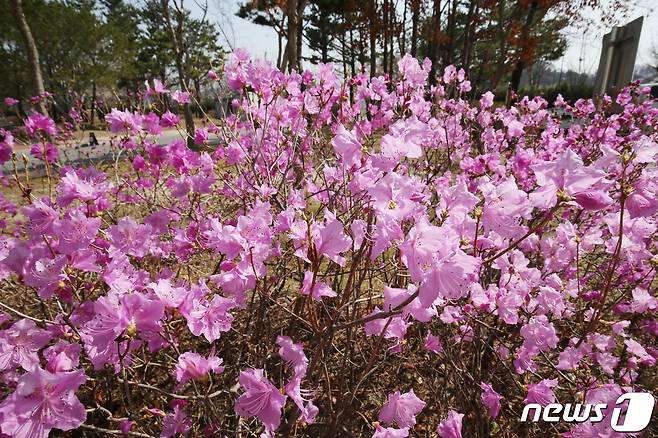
[0,52,657,437]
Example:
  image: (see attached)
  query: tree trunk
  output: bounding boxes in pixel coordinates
[10,0,48,116]
[282,0,307,72]
[277,15,285,69]
[510,0,539,93]
[445,0,457,66]
[389,8,395,74]
[382,0,388,74]
[91,81,96,126]
[490,0,510,90]
[160,0,196,148]
[349,25,356,77]
[194,78,202,116]
[296,3,303,65]
[461,0,479,73]
[428,0,441,85]
[401,0,407,55]
[369,0,377,76]
[410,0,419,57]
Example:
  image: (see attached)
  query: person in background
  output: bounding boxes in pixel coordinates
[89,132,99,147]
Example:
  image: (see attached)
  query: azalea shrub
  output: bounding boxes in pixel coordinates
[0,52,657,438]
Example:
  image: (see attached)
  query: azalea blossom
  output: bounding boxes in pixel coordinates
[0,319,52,372]
[186,295,236,342]
[234,368,287,435]
[0,367,86,438]
[378,389,426,428]
[372,424,410,438]
[530,148,610,210]
[479,382,502,417]
[437,410,464,438]
[174,351,224,388]
[524,379,558,406]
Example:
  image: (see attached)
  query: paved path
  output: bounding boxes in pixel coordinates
[2,130,187,177]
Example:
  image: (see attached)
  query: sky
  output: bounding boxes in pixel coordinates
[206,0,658,77]
[556,0,658,75]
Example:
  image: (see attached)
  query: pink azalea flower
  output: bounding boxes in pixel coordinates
[370,216,404,259]
[277,336,308,375]
[56,168,113,207]
[161,400,191,437]
[4,97,18,106]
[24,113,56,138]
[120,420,134,435]
[437,410,464,438]
[56,210,101,255]
[276,336,318,423]
[30,142,58,163]
[480,176,531,238]
[435,180,479,219]
[175,351,224,388]
[399,216,444,281]
[384,284,436,322]
[160,111,180,128]
[234,368,287,435]
[0,129,14,165]
[105,108,142,135]
[630,288,658,313]
[0,319,51,372]
[594,352,619,375]
[24,255,68,299]
[313,210,351,266]
[148,278,188,309]
[22,198,59,235]
[480,91,494,108]
[400,217,479,305]
[372,424,410,438]
[0,367,86,438]
[194,128,209,145]
[626,185,658,218]
[556,346,585,371]
[530,148,609,210]
[424,333,444,354]
[207,70,219,80]
[625,338,656,366]
[83,292,164,367]
[300,271,337,301]
[142,112,162,135]
[506,119,524,139]
[171,90,191,105]
[524,378,558,406]
[107,217,154,258]
[331,125,363,168]
[479,382,502,417]
[145,79,168,97]
[572,190,613,211]
[44,341,80,372]
[186,295,236,342]
[380,116,428,161]
[365,308,409,350]
[398,54,428,87]
[369,172,423,221]
[378,389,426,428]
[520,315,559,353]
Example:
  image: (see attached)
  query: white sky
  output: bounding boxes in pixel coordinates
[206,0,658,75]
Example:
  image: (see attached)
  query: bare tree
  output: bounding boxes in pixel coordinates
[159,0,196,148]
[281,0,308,72]
[10,0,48,115]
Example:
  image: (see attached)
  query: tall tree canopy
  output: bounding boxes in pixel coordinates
[238,0,630,93]
[1,0,224,121]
